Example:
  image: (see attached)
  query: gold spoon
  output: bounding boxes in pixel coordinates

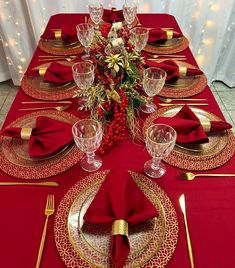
[149,54,186,59]
[180,172,235,181]
[159,103,208,107]
[21,101,72,104]
[19,105,70,112]
[38,56,76,62]
[159,97,207,103]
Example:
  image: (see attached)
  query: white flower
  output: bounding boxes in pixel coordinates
[111,37,124,48]
[112,22,123,31]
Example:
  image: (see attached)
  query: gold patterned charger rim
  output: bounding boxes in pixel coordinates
[38,37,83,55]
[143,36,189,55]
[0,110,83,179]
[158,61,207,98]
[143,106,235,171]
[21,61,77,101]
[54,170,178,268]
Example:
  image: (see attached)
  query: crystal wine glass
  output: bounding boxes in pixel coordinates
[76,23,94,60]
[123,2,137,29]
[141,67,167,113]
[72,62,94,106]
[72,119,103,172]
[88,0,104,30]
[130,27,149,52]
[144,124,177,178]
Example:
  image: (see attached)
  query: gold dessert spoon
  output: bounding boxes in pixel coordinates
[159,97,207,103]
[180,172,235,181]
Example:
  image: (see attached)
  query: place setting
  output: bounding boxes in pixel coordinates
[145,58,208,98]
[0,110,83,179]
[143,104,235,171]
[38,25,83,55]
[54,168,178,268]
[143,27,189,54]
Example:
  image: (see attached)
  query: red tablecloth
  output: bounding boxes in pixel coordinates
[0,13,235,268]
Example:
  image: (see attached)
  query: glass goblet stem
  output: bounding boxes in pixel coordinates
[87,152,95,164]
[151,157,161,170]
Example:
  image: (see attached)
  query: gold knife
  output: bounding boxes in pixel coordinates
[159,103,208,106]
[0,182,59,186]
[179,194,195,268]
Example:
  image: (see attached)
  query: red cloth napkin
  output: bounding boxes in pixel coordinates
[155,105,232,143]
[1,116,74,158]
[148,28,183,43]
[83,168,158,268]
[25,62,74,84]
[145,59,203,81]
[41,25,78,44]
[103,9,124,23]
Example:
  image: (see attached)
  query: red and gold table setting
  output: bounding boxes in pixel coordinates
[0,12,235,268]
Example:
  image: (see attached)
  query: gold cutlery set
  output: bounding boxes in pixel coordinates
[158,97,208,106]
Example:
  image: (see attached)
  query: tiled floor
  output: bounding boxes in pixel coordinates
[0,79,234,133]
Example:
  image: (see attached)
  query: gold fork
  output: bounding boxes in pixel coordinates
[36,194,55,268]
[19,105,70,112]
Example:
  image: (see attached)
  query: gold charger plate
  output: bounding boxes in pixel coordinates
[38,38,83,55]
[158,61,207,98]
[143,106,235,171]
[143,36,189,54]
[54,170,178,268]
[0,110,83,179]
[21,62,77,101]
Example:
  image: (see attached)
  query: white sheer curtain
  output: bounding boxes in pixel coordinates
[0,0,235,86]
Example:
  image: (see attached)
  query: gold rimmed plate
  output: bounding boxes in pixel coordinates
[55,170,178,268]
[0,110,83,179]
[21,62,77,101]
[38,37,83,55]
[143,36,189,54]
[158,61,207,98]
[144,106,235,170]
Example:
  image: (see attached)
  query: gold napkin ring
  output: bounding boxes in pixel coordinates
[200,120,211,132]
[39,67,47,76]
[166,30,173,40]
[54,30,62,39]
[20,128,32,140]
[112,220,128,236]
[179,66,187,76]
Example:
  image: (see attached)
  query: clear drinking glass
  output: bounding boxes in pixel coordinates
[123,3,137,29]
[141,67,167,114]
[76,23,94,60]
[144,124,177,178]
[89,0,104,30]
[72,62,94,105]
[72,119,103,172]
[130,27,149,52]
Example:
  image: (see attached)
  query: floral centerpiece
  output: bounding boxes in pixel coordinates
[74,22,148,154]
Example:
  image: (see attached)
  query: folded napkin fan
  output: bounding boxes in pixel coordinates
[145,59,203,81]
[148,28,183,43]
[103,9,124,23]
[1,116,74,158]
[25,62,74,85]
[41,25,78,44]
[84,168,158,268]
[155,105,232,144]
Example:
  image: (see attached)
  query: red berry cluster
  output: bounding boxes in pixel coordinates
[99,23,112,38]
[98,90,129,155]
